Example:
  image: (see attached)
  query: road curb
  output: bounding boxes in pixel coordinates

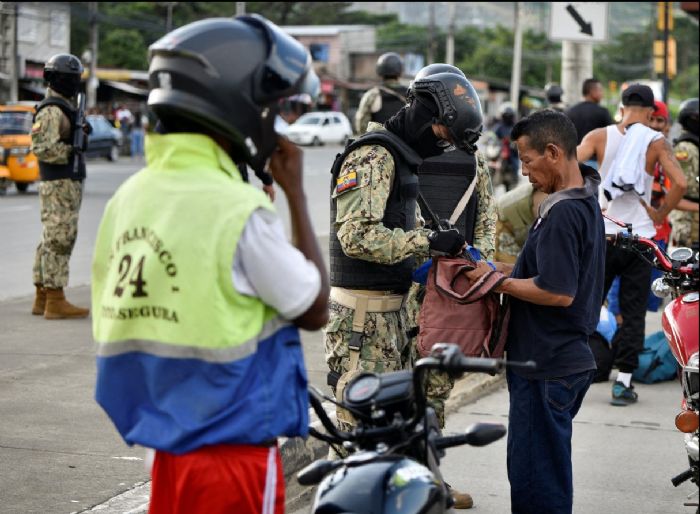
[80,372,504,513]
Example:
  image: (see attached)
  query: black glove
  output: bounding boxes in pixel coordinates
[428,229,465,256]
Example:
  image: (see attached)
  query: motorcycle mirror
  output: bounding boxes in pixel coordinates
[297,459,339,486]
[463,422,506,447]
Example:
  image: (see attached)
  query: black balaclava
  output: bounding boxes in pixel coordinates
[385,96,446,159]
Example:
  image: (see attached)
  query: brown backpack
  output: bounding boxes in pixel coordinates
[417,256,510,359]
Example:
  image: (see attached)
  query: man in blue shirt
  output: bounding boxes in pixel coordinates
[468,110,605,514]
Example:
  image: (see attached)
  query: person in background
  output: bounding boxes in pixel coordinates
[354,52,407,135]
[565,78,614,150]
[577,84,687,406]
[669,98,699,249]
[129,110,146,160]
[545,83,566,112]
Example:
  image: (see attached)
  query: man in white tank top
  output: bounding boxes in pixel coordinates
[577,84,687,406]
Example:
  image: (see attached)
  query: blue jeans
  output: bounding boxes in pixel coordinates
[507,369,594,514]
[130,128,145,157]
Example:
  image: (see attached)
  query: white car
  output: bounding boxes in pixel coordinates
[285,111,353,146]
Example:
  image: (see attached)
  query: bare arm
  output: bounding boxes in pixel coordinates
[576,129,601,163]
[269,137,329,330]
[675,198,700,213]
[642,139,688,224]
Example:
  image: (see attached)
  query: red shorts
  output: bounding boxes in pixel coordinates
[148,443,284,514]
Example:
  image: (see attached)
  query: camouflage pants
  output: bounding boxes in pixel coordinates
[670,213,699,248]
[33,179,83,288]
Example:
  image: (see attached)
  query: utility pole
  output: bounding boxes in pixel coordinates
[166,2,176,32]
[662,1,670,104]
[87,2,99,109]
[236,2,245,16]
[446,2,456,66]
[561,41,593,107]
[510,2,523,116]
[427,3,436,65]
[9,2,18,102]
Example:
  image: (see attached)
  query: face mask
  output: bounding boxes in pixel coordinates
[405,97,445,159]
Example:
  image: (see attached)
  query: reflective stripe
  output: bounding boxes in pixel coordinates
[96,316,289,363]
[262,446,278,514]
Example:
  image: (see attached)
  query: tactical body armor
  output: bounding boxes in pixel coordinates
[330,131,421,293]
[418,148,478,244]
[370,85,408,125]
[34,97,86,181]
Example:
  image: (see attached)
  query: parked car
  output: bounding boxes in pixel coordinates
[286,111,353,146]
[0,103,39,193]
[86,115,122,161]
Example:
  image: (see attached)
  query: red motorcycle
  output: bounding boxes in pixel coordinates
[609,221,699,510]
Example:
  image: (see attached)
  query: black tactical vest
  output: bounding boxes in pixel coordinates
[34,97,86,181]
[418,149,478,245]
[330,131,421,293]
[370,85,408,125]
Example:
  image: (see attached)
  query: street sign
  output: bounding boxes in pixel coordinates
[549,2,609,43]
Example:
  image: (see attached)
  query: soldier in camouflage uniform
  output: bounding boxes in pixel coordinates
[326,67,485,509]
[495,183,548,263]
[354,52,407,135]
[30,54,90,319]
[669,98,699,248]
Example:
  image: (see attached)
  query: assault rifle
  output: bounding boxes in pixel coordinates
[73,92,87,173]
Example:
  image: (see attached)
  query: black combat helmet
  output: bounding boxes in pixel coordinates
[545,83,564,104]
[678,98,699,134]
[376,52,403,79]
[43,53,83,98]
[411,72,483,154]
[147,14,319,173]
[407,63,465,102]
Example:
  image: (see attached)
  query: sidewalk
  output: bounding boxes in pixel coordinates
[0,286,502,513]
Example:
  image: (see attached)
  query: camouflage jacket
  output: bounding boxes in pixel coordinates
[669,139,699,244]
[354,79,405,135]
[332,123,496,264]
[31,88,74,164]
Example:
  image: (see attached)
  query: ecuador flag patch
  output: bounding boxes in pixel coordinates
[336,170,358,194]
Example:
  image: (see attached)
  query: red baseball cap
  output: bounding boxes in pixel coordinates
[653,100,669,120]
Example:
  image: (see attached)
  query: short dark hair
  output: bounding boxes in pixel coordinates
[582,78,600,97]
[511,109,578,159]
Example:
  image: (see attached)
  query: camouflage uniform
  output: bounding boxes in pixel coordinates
[495,183,539,264]
[355,79,405,135]
[421,150,497,427]
[31,89,84,289]
[325,123,431,435]
[669,141,699,247]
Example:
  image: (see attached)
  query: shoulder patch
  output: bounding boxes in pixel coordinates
[336,168,358,194]
[675,150,689,162]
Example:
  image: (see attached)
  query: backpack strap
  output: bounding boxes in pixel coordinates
[433,257,507,304]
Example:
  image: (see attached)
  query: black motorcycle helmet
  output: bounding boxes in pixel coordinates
[43,53,83,98]
[411,72,483,154]
[147,14,319,174]
[678,98,699,134]
[376,52,403,79]
[545,83,563,104]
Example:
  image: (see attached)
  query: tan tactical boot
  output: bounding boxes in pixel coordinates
[44,288,89,319]
[446,483,474,509]
[31,284,47,315]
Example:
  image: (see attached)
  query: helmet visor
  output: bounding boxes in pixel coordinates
[240,14,320,103]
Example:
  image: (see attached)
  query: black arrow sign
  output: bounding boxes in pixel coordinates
[566,4,593,36]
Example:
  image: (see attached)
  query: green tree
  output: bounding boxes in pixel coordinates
[99,29,149,70]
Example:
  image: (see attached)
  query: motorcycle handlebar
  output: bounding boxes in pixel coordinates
[608,232,695,275]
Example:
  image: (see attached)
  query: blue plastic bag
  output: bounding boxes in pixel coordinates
[632,331,679,384]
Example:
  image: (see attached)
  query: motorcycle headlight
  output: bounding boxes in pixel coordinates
[683,352,699,403]
[651,278,672,298]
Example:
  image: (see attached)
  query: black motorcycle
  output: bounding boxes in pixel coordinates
[297,343,535,513]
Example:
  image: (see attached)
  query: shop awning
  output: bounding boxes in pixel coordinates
[102,80,149,97]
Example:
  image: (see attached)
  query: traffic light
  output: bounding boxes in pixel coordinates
[654,37,677,78]
[657,2,674,31]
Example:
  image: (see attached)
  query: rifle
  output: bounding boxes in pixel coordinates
[73,92,87,173]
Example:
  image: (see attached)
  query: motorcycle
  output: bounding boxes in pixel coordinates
[608,220,699,511]
[296,343,534,513]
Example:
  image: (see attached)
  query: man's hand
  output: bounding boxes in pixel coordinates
[268,136,303,197]
[262,183,276,202]
[465,260,493,282]
[639,199,666,225]
[428,229,466,256]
